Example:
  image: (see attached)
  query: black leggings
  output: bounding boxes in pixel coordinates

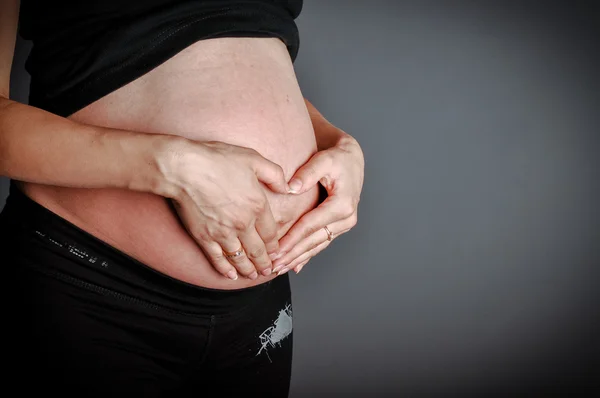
[1,181,293,397]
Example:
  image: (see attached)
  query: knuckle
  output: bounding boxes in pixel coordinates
[247,246,266,260]
[212,251,227,261]
[247,195,266,214]
[191,228,211,243]
[337,200,355,218]
[262,230,277,243]
[254,260,270,271]
[232,217,251,231]
[318,151,335,169]
[349,212,358,227]
[209,226,230,241]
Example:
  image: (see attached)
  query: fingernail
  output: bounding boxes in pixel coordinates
[296,264,305,274]
[227,270,238,280]
[262,268,272,276]
[272,264,285,273]
[277,268,290,276]
[287,179,302,193]
[249,271,258,280]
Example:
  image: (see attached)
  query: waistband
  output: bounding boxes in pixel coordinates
[1,180,276,315]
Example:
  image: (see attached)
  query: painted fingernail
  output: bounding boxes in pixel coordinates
[277,268,290,276]
[295,264,305,274]
[249,271,258,280]
[227,270,238,280]
[287,179,302,193]
[262,268,272,276]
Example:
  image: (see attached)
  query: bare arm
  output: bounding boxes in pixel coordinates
[0,98,174,195]
[0,0,166,195]
[304,98,353,150]
[0,0,289,279]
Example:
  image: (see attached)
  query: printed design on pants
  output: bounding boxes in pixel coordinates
[34,229,110,268]
[257,303,292,362]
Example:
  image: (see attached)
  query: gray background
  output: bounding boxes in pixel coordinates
[3,1,599,396]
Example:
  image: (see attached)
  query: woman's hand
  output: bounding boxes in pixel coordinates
[156,137,290,281]
[270,131,365,275]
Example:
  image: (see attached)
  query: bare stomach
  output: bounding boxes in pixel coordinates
[18,37,320,289]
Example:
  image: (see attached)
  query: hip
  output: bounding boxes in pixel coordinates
[0,192,294,394]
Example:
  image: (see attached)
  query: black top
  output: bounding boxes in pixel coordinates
[18,0,303,117]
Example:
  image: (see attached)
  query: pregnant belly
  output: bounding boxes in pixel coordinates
[19,37,320,289]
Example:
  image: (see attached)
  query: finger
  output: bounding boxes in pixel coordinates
[287,151,333,194]
[219,237,259,280]
[251,154,290,194]
[288,241,324,272]
[171,199,239,280]
[274,216,355,273]
[294,258,311,274]
[238,226,274,277]
[254,198,280,257]
[272,223,332,273]
[199,241,241,281]
[277,196,354,254]
[280,240,327,276]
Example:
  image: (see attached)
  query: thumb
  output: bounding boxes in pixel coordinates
[252,157,290,194]
[287,152,330,194]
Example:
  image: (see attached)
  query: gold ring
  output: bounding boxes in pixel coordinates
[324,225,334,241]
[223,247,244,258]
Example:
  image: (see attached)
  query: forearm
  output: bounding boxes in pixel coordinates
[0,97,172,197]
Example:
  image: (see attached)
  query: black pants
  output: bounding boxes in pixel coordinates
[1,181,293,397]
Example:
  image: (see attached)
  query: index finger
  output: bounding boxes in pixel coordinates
[251,155,289,195]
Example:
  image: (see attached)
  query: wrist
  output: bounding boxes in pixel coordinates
[143,134,189,200]
[97,127,183,199]
[315,124,353,151]
[304,97,353,150]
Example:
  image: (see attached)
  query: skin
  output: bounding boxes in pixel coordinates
[0,0,364,288]
[273,100,365,275]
